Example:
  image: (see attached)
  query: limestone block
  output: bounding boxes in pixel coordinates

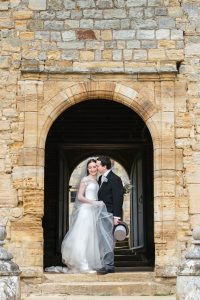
[94,20,120,30]
[156,29,170,39]
[161,81,174,112]
[2,38,21,52]
[102,49,112,60]
[137,30,154,39]
[176,138,191,149]
[23,189,44,216]
[0,208,10,226]
[12,166,44,189]
[18,81,42,96]
[154,196,176,221]
[79,19,94,29]
[61,50,79,61]
[28,0,46,10]
[166,49,184,61]
[0,121,10,131]
[176,149,183,170]
[154,148,175,171]
[158,40,176,48]
[192,152,200,165]
[127,0,146,6]
[171,29,183,40]
[176,206,189,221]
[83,9,103,19]
[80,50,94,61]
[133,50,147,60]
[73,61,124,72]
[113,30,135,40]
[176,128,191,138]
[188,184,200,213]
[104,8,127,19]
[185,165,200,184]
[176,113,192,128]
[24,112,37,147]
[159,17,175,29]
[21,244,43,266]
[45,60,72,72]
[0,174,17,207]
[154,220,177,244]
[161,112,175,147]
[177,196,189,209]
[64,20,79,29]
[0,2,9,10]
[154,172,176,198]
[18,148,44,166]
[0,19,14,30]
[13,10,33,19]
[185,42,200,56]
[190,214,200,228]
[20,266,43,278]
[0,56,11,69]
[148,49,167,60]
[47,51,61,60]
[101,30,112,41]
[11,215,42,240]
[62,30,76,41]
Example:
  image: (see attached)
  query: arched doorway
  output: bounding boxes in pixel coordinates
[43,99,154,270]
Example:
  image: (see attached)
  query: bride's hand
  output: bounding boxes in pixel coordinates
[95,201,104,206]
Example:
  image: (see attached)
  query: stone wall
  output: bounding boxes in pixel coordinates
[0,0,200,279]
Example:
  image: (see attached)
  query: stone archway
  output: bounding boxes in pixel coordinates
[14,79,177,277]
[38,82,159,149]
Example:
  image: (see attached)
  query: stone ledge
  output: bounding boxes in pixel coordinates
[21,60,178,76]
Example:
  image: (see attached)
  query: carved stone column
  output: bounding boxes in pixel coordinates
[0,226,21,299]
[176,226,200,299]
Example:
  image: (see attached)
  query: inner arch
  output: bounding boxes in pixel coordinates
[44,99,154,270]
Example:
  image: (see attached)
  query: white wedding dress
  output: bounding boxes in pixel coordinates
[61,176,113,273]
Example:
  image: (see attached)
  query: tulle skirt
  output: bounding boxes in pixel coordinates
[61,202,114,273]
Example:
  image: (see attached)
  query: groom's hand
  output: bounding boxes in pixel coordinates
[113,217,121,225]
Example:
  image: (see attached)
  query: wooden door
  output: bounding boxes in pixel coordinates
[57,149,69,252]
[130,153,145,250]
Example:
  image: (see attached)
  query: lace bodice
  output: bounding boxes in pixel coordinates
[81,177,99,201]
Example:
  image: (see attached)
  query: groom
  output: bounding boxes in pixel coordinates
[96,156,124,274]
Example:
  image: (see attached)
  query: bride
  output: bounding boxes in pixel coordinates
[61,158,114,273]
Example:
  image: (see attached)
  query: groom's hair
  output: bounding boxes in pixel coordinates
[97,156,111,170]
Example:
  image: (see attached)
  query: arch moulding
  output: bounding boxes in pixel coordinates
[38,81,159,149]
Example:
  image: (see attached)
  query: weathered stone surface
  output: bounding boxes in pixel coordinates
[28,0,46,11]
[0,0,199,294]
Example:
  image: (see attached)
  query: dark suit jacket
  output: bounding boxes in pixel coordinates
[98,170,124,218]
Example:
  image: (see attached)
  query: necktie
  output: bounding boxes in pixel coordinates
[100,175,106,187]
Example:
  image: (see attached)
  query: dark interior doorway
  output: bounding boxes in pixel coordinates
[43,99,154,270]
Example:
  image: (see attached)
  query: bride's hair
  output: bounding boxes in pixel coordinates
[86,158,96,175]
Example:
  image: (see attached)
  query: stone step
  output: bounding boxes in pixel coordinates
[21,272,176,297]
[43,272,154,282]
[22,295,176,300]
[21,281,175,297]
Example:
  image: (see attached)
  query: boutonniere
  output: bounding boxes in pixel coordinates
[102,176,108,183]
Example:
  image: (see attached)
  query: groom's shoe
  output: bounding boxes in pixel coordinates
[96,268,115,275]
